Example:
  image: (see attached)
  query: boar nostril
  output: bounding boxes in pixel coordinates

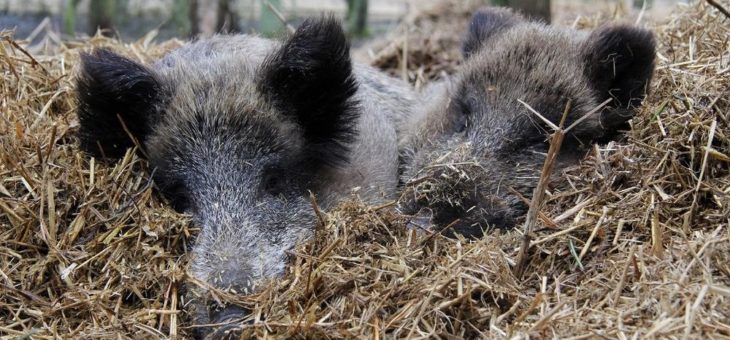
[397,197,431,231]
[202,305,250,340]
[206,323,243,340]
[210,304,249,324]
[404,208,434,232]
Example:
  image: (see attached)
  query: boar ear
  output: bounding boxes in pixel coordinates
[462,8,523,59]
[259,16,359,167]
[76,48,163,159]
[584,25,656,109]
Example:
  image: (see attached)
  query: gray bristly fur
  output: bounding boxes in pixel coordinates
[398,7,656,238]
[75,17,415,338]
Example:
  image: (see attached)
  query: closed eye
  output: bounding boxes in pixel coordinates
[453,96,475,133]
[455,112,468,133]
[262,169,287,198]
[156,177,191,213]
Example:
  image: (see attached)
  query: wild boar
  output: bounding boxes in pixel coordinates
[75,17,415,338]
[398,8,656,237]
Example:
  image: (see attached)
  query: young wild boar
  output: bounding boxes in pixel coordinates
[75,17,414,337]
[398,8,655,237]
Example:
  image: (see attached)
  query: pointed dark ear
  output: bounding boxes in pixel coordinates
[584,25,656,109]
[76,48,163,159]
[258,16,359,167]
[462,8,523,59]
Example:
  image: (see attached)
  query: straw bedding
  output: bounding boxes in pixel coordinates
[1,1,728,338]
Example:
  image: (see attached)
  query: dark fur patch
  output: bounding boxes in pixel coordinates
[76,48,164,159]
[462,8,524,59]
[584,25,656,109]
[148,109,291,213]
[258,16,359,168]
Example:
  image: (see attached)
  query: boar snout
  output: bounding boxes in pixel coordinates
[191,291,251,339]
[201,304,249,340]
[398,149,525,237]
[206,324,243,340]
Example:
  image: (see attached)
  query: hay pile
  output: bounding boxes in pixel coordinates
[353,0,480,88]
[1,1,728,339]
[353,0,666,88]
[0,34,191,338]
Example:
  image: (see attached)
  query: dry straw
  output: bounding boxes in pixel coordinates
[1,1,728,338]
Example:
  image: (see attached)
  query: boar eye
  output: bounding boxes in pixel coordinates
[161,180,190,213]
[453,93,479,134]
[454,100,472,133]
[262,171,286,197]
[455,112,468,133]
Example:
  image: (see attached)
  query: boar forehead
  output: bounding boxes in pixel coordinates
[154,35,288,126]
[458,24,596,118]
[145,35,304,170]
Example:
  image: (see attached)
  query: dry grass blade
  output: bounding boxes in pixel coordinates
[263,0,296,34]
[514,99,572,277]
[706,0,730,18]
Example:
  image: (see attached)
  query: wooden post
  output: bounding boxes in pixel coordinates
[217,0,240,33]
[62,0,79,37]
[189,0,200,36]
[172,0,193,37]
[194,0,221,36]
[345,0,368,37]
[633,0,654,9]
[490,0,551,24]
[509,0,551,23]
[89,0,115,36]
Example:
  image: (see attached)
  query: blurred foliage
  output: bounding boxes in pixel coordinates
[259,0,284,37]
[218,0,240,33]
[346,0,369,38]
[490,0,551,23]
[172,0,193,37]
[62,0,80,36]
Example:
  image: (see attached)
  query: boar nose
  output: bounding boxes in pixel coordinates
[204,304,249,339]
[210,304,248,323]
[206,324,242,340]
[208,254,255,293]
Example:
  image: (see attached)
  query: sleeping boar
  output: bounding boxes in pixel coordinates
[75,17,415,338]
[398,8,655,237]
